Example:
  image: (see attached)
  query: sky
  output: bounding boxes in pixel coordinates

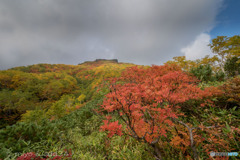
[0,0,239,70]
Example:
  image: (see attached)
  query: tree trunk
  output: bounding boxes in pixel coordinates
[220,55,225,73]
[151,143,163,160]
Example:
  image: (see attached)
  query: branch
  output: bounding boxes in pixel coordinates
[172,118,199,160]
[172,118,220,160]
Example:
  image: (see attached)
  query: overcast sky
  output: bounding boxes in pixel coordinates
[0,0,237,70]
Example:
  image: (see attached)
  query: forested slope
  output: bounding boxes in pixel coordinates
[0,35,240,160]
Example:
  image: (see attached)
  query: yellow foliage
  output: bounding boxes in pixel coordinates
[77,94,86,103]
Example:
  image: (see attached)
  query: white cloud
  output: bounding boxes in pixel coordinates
[181,33,213,60]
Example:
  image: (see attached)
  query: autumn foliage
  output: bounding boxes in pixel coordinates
[221,76,240,105]
[0,57,239,159]
[0,61,134,127]
[100,64,224,159]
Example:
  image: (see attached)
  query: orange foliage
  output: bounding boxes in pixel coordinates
[100,64,221,145]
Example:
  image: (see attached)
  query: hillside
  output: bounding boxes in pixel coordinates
[0,58,239,159]
[0,60,136,127]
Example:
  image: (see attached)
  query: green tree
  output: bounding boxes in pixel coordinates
[227,35,240,58]
[209,35,240,73]
[209,36,229,73]
[190,64,213,82]
[190,64,225,82]
[224,56,240,77]
[165,56,197,71]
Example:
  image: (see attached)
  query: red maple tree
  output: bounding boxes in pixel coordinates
[100,64,222,160]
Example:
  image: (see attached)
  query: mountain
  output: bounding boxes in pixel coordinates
[0,60,239,160]
[0,60,136,127]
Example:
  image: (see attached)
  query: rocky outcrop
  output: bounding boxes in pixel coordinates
[79,59,118,65]
[95,59,118,63]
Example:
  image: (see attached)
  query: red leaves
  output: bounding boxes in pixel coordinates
[100,118,123,138]
[17,152,42,160]
[100,64,222,144]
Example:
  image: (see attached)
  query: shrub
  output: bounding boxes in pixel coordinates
[100,64,224,159]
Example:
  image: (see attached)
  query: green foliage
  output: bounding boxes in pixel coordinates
[209,35,240,73]
[190,64,225,82]
[46,95,76,119]
[0,94,153,159]
[39,72,78,101]
[0,89,37,127]
[198,81,224,89]
[190,64,213,82]
[21,109,47,123]
[215,70,225,81]
[224,56,240,77]
[0,98,102,159]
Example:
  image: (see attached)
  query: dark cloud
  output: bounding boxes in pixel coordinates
[0,0,223,69]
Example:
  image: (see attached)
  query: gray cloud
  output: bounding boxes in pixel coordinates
[0,0,223,69]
